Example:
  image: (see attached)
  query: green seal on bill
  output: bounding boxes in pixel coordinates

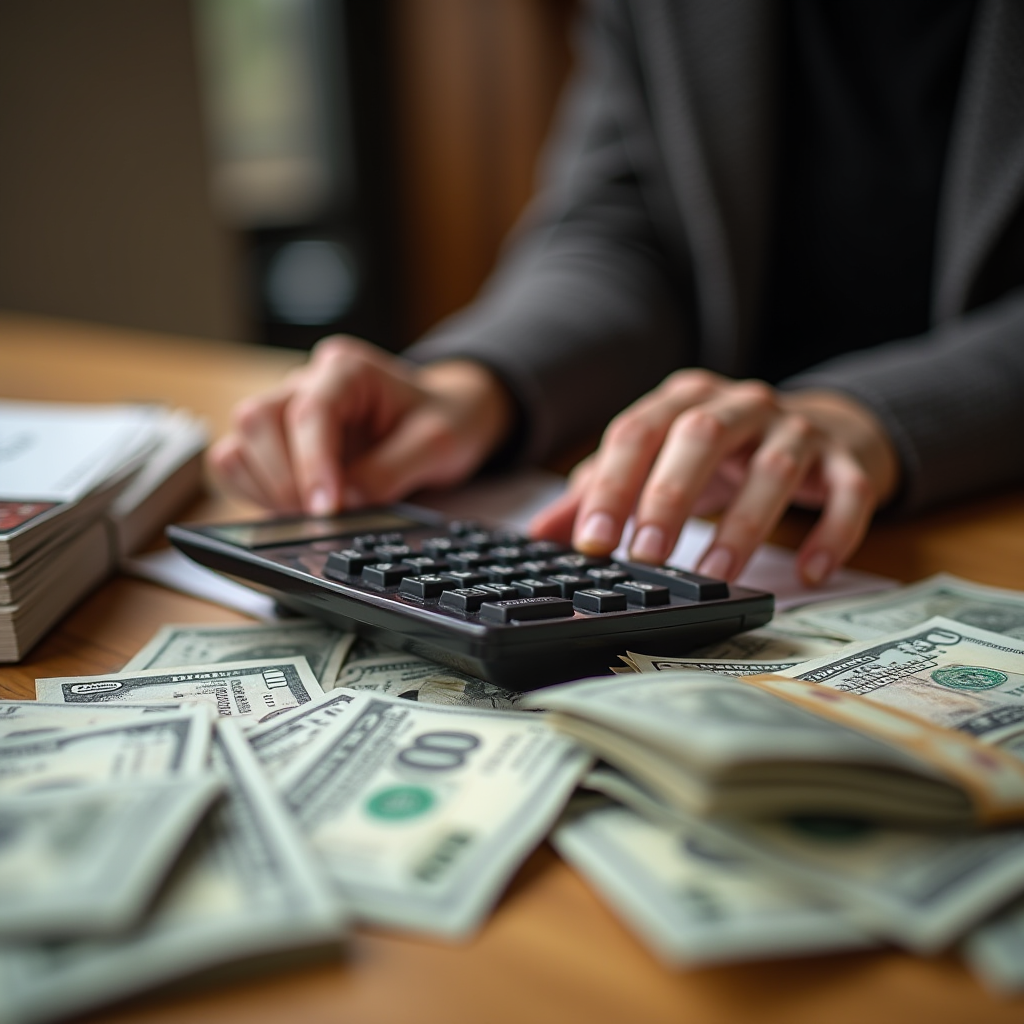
[365,785,435,821]
[931,666,1008,691]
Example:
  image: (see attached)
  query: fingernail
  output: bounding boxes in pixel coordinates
[308,488,334,516]
[343,485,366,509]
[698,547,734,580]
[803,551,832,585]
[629,524,666,563]
[575,511,617,553]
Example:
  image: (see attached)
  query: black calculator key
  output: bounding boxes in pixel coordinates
[487,546,524,565]
[491,530,529,546]
[361,563,408,587]
[351,534,380,552]
[614,581,671,607]
[573,588,628,613]
[523,540,569,558]
[620,562,729,601]
[479,596,575,623]
[552,553,610,571]
[547,573,592,598]
[399,574,457,600]
[374,543,412,560]
[447,550,490,571]
[586,566,631,587]
[439,570,487,588]
[324,549,375,577]
[447,520,481,536]
[517,559,558,576]
[461,531,498,551]
[400,555,449,574]
[421,537,461,558]
[513,577,561,598]
[480,564,530,584]
[476,584,520,602]
[439,587,491,613]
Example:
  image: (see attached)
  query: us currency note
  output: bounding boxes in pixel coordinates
[681,619,850,661]
[35,658,324,729]
[278,690,590,938]
[793,573,1024,642]
[0,701,177,741]
[0,709,211,794]
[619,652,803,675]
[584,765,1024,954]
[124,621,355,689]
[0,777,221,938]
[782,616,1024,746]
[0,721,344,1024]
[337,649,522,710]
[553,796,871,965]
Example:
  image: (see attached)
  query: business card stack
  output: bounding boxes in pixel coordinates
[0,401,208,661]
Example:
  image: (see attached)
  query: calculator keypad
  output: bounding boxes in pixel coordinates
[320,525,731,624]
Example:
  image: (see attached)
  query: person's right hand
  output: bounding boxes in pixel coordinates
[209,336,514,515]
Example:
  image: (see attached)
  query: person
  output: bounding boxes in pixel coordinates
[210,0,1024,586]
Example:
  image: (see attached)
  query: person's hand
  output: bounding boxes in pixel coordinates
[209,336,514,515]
[529,370,899,586]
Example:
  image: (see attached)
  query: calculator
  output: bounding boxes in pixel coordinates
[167,505,773,690]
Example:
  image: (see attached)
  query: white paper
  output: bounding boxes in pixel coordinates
[0,401,162,502]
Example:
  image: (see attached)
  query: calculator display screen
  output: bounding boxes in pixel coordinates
[207,512,421,548]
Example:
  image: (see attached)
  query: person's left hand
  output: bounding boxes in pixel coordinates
[528,370,900,586]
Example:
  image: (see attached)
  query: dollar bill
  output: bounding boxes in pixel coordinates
[781,616,1024,746]
[124,621,355,690]
[0,777,221,938]
[583,765,1024,954]
[681,619,850,662]
[278,690,590,938]
[0,701,177,741]
[337,650,522,710]
[620,652,803,675]
[34,658,324,729]
[0,721,344,1024]
[0,709,211,794]
[793,573,1024,642]
[552,795,871,965]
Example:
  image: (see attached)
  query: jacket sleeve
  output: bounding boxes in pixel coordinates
[780,287,1024,513]
[402,0,693,466]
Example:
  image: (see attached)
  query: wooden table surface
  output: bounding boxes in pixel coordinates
[3,310,1024,1024]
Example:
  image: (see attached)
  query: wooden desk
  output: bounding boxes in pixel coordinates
[2,310,1024,1024]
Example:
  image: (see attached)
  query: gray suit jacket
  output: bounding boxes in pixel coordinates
[406,0,1024,513]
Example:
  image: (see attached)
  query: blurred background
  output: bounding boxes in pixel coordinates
[0,0,575,351]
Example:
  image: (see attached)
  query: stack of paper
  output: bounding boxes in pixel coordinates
[0,401,207,660]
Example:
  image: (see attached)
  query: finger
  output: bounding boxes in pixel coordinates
[697,414,818,580]
[529,457,595,541]
[629,382,776,563]
[571,373,721,555]
[796,449,876,585]
[231,393,303,511]
[207,435,275,509]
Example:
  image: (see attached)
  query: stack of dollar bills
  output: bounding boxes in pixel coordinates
[8,573,1024,1021]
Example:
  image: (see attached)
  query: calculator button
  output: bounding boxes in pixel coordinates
[324,549,375,577]
[486,546,524,565]
[373,543,412,560]
[439,570,487,589]
[614,581,671,607]
[446,550,490,571]
[421,537,461,558]
[491,530,529,546]
[573,588,628,613]
[513,577,561,598]
[399,574,457,600]
[447,520,482,536]
[517,559,558,576]
[439,587,491,613]
[475,584,520,602]
[361,563,407,587]
[523,540,569,558]
[619,562,729,601]
[480,564,530,583]
[479,597,575,623]
[586,566,632,587]
[461,531,499,551]
[400,555,449,574]
[552,553,609,570]
[547,573,592,597]
[351,534,380,552]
